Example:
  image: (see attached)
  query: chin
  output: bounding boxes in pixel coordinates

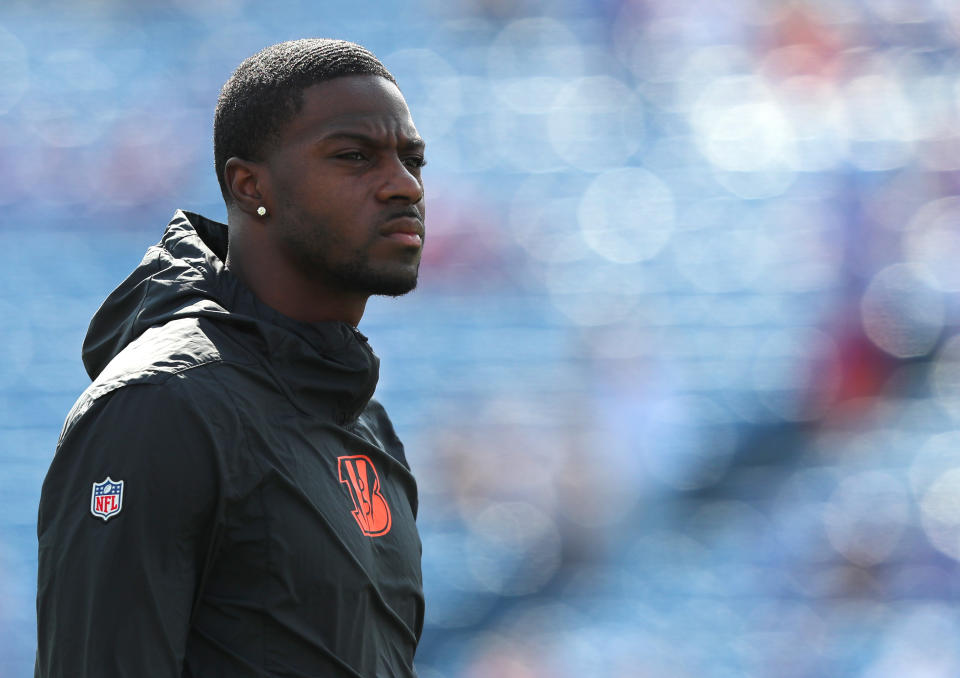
[369,275,419,297]
[331,263,420,297]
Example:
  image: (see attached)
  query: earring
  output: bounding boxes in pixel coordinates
[256,206,267,217]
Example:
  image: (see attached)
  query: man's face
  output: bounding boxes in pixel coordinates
[262,75,426,297]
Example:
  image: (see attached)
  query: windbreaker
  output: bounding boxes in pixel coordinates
[36,210,424,678]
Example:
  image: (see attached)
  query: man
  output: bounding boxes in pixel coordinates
[35,39,426,677]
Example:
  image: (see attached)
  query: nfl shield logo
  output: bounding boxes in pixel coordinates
[90,477,124,521]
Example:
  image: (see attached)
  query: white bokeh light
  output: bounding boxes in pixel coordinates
[547,76,644,172]
[672,199,771,293]
[488,17,583,108]
[909,431,960,498]
[931,335,960,419]
[860,605,960,678]
[577,167,676,263]
[675,45,755,114]
[690,75,798,198]
[487,17,584,79]
[910,75,960,172]
[822,471,909,566]
[840,74,917,171]
[920,469,960,561]
[904,196,960,292]
[774,75,848,172]
[491,105,564,172]
[543,256,650,327]
[860,263,944,359]
[466,501,562,597]
[691,75,797,172]
[385,48,462,141]
[509,173,591,263]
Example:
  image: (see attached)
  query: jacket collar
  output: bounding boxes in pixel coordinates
[83,210,380,422]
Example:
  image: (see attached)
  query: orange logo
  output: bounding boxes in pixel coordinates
[337,455,392,537]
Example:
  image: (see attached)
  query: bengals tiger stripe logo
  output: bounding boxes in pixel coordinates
[337,455,392,537]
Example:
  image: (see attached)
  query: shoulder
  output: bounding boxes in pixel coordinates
[44,321,264,533]
[82,317,257,404]
[67,317,258,437]
[359,397,395,436]
[52,346,247,506]
[91,318,221,391]
[63,367,237,454]
[359,398,410,469]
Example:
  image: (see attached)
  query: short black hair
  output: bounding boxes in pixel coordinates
[214,39,397,202]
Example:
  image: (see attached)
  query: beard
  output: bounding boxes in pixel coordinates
[323,251,420,297]
[278,215,421,297]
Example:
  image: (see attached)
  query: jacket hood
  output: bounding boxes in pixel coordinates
[82,210,380,421]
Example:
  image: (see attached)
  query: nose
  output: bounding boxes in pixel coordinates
[376,157,423,204]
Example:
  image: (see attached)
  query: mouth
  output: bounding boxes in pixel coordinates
[380,210,424,247]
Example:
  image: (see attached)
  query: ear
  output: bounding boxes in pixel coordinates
[224,157,269,217]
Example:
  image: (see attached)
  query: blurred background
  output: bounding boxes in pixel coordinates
[3,0,960,675]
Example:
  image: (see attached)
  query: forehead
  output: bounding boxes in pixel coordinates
[282,75,419,142]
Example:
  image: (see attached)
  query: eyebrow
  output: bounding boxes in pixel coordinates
[318,131,426,151]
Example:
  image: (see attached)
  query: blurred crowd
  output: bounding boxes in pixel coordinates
[3,0,960,676]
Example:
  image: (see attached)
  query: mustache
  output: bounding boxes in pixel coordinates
[386,206,423,223]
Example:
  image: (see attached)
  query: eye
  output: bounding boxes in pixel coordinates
[404,156,427,169]
[336,151,367,161]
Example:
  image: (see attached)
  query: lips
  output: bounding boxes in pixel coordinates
[380,211,424,246]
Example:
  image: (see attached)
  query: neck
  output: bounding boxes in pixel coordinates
[225,216,368,327]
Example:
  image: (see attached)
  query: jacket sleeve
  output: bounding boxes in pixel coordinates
[36,379,224,678]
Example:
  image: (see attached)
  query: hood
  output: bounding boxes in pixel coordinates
[82,210,380,422]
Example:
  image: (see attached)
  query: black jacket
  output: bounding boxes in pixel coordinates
[36,211,424,677]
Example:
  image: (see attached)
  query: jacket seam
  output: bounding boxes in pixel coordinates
[84,354,226,404]
[130,246,162,331]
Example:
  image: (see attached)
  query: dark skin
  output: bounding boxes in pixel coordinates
[223,75,426,327]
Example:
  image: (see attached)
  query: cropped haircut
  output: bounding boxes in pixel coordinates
[214,39,396,202]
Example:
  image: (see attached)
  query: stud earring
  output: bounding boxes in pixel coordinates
[256,206,267,217]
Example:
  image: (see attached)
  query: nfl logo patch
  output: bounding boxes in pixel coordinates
[90,477,124,521]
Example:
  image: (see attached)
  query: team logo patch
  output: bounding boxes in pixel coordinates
[90,477,124,521]
[338,455,392,537]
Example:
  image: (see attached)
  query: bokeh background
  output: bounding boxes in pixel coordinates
[4,0,960,675]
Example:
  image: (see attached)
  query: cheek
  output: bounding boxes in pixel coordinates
[272,156,337,200]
